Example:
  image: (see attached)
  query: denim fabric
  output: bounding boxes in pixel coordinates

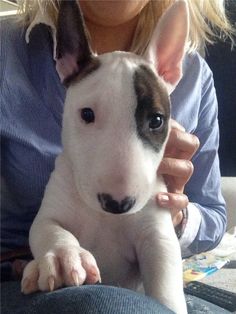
[1,282,173,314]
[1,282,231,314]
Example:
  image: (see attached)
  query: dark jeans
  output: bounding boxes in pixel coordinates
[1,281,231,314]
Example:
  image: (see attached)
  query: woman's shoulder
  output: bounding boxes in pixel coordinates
[0,17,51,46]
[172,51,214,105]
[1,19,62,102]
[0,19,54,78]
[171,51,216,132]
[1,19,64,139]
[0,18,32,65]
[1,20,39,86]
[176,50,215,102]
[0,19,23,78]
[0,18,24,42]
[183,51,213,86]
[183,51,212,79]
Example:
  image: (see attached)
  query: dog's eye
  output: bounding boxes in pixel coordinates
[148,113,164,131]
[81,108,95,124]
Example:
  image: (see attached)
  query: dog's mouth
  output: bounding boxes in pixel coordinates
[97,193,136,214]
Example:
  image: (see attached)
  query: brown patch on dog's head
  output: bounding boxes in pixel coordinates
[134,64,170,152]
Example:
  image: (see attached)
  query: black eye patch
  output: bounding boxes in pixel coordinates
[133,64,170,152]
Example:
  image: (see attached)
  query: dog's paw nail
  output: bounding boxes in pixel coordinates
[86,267,101,284]
[71,270,80,286]
[94,271,101,283]
[21,278,29,293]
[95,280,102,285]
[48,275,55,292]
[94,272,101,283]
[96,277,102,284]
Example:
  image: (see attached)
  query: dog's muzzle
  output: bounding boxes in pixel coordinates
[97,193,136,214]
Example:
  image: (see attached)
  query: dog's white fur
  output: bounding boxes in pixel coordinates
[22,2,189,313]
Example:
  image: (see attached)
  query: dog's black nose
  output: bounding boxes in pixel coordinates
[97,193,136,214]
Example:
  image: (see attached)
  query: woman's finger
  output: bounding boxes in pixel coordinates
[165,127,200,160]
[156,192,189,212]
[158,157,194,181]
[170,119,185,132]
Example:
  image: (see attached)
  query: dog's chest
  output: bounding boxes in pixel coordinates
[68,207,141,288]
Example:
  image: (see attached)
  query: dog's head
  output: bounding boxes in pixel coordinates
[56,0,189,215]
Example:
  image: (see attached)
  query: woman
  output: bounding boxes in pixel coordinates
[1,0,234,313]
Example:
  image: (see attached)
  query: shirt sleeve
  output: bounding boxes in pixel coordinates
[179,58,227,258]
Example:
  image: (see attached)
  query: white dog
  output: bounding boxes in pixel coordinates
[22,1,189,313]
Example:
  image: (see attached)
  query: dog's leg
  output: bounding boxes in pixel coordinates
[22,220,101,294]
[136,204,187,314]
[21,154,101,294]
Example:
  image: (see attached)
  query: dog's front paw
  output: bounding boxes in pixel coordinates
[21,246,101,294]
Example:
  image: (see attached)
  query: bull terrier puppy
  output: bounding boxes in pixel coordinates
[22,1,189,313]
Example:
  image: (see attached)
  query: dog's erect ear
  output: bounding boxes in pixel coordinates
[56,0,94,84]
[144,0,189,94]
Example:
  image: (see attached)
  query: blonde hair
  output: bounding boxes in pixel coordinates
[17,0,235,55]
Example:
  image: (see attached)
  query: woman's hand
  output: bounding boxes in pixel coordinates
[156,119,200,227]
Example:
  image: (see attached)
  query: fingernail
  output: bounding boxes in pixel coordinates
[158,194,169,205]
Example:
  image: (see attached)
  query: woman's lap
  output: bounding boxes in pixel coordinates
[1,281,172,314]
[1,281,230,314]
